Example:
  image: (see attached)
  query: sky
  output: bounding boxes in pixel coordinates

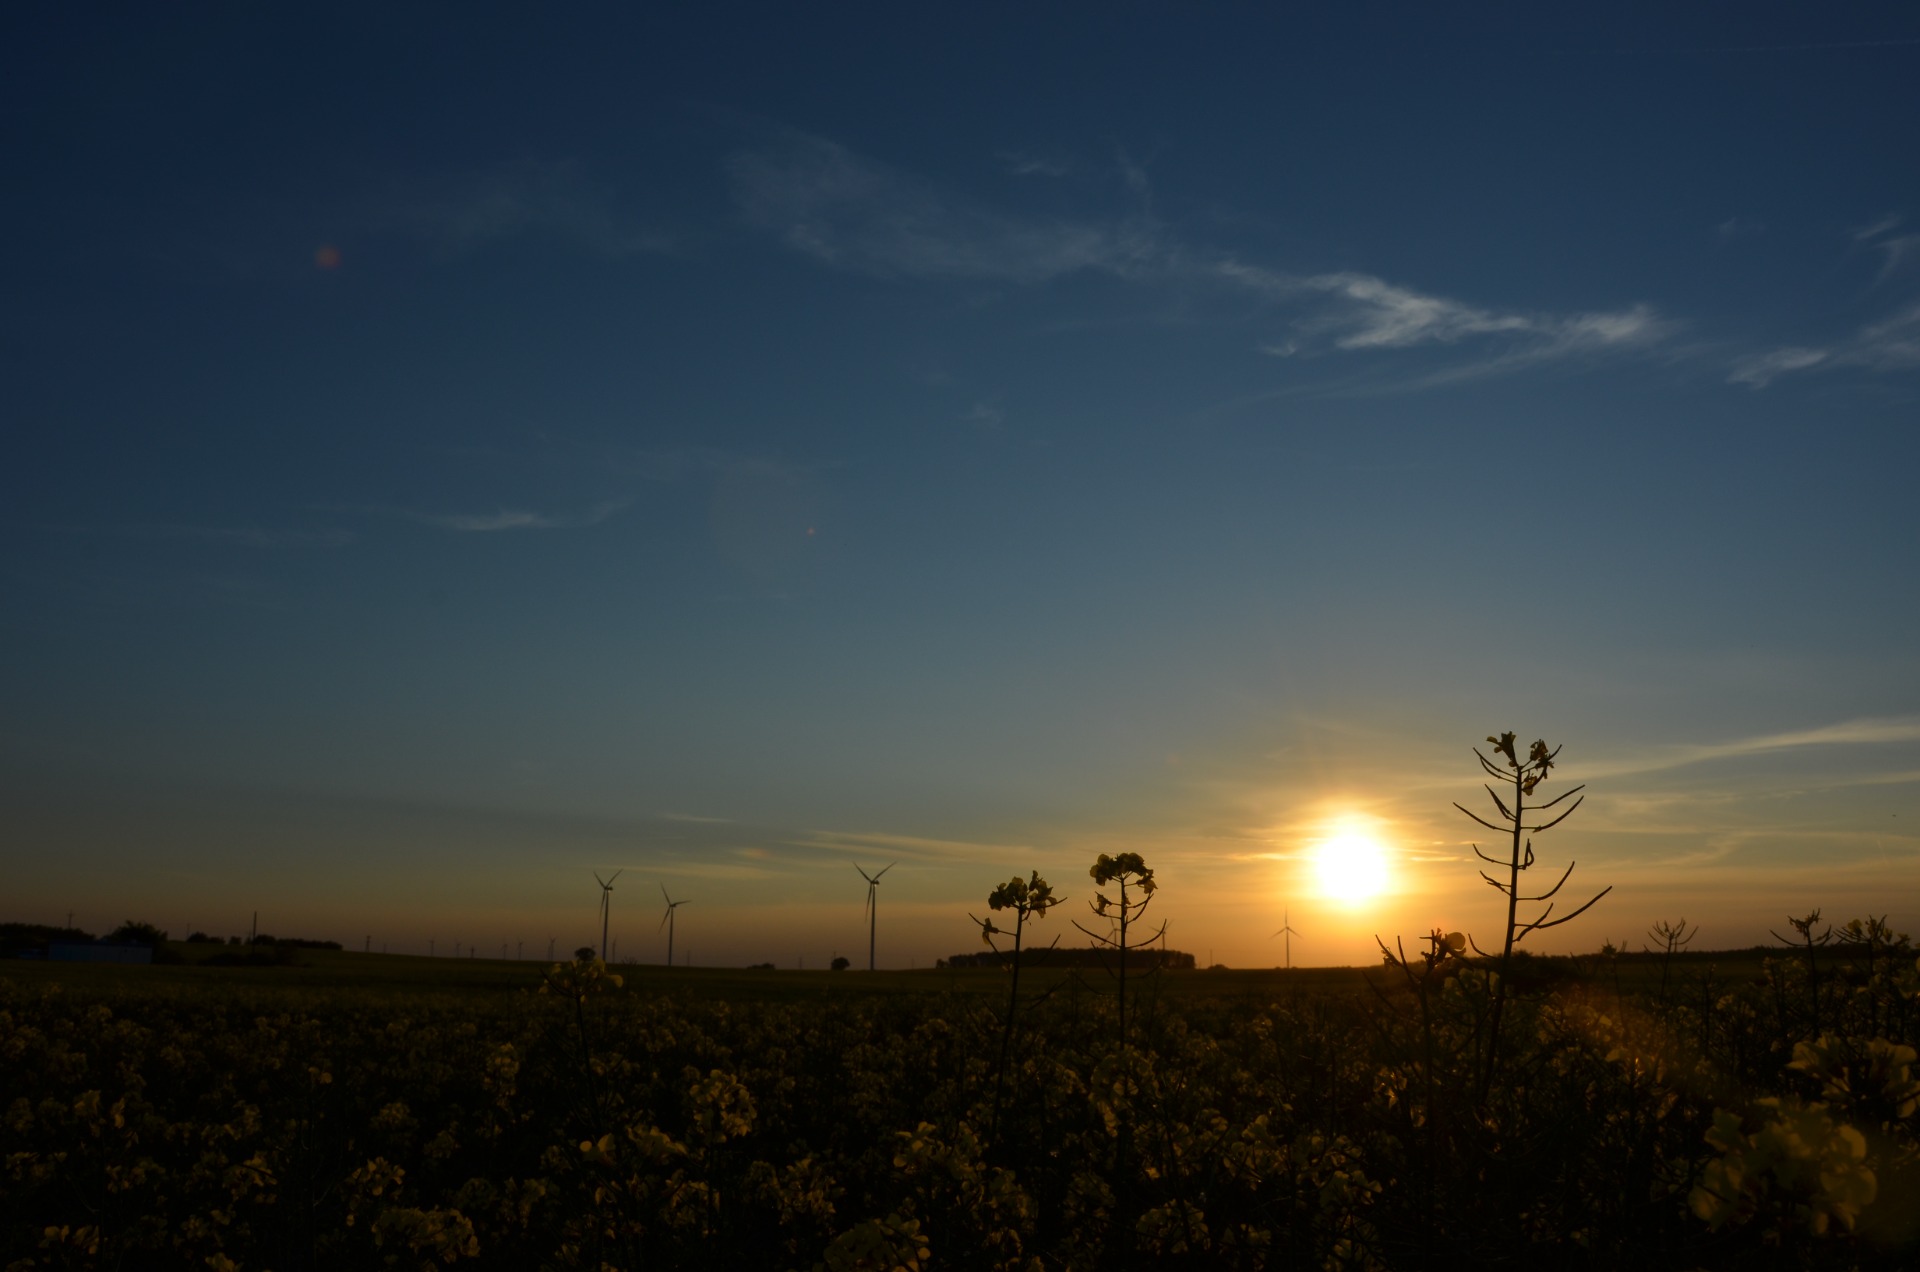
[4,5,1919,968]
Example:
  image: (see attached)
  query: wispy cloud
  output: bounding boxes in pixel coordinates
[361,161,673,259]
[326,499,630,533]
[997,150,1070,178]
[1851,212,1920,282]
[729,133,1158,282]
[1730,303,1920,387]
[404,499,629,533]
[48,523,354,548]
[1728,346,1831,387]
[799,828,1039,863]
[1715,216,1765,240]
[1852,212,1904,243]
[1583,716,1920,780]
[732,131,1674,384]
[1217,261,1671,378]
[964,402,1005,429]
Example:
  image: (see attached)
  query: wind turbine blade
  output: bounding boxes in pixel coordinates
[875,861,897,880]
[608,869,622,885]
[660,909,671,930]
[855,863,875,883]
[595,872,607,888]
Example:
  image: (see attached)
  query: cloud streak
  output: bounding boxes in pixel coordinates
[322,499,630,534]
[1582,715,1920,780]
[406,499,629,533]
[1217,261,1671,378]
[732,131,1673,383]
[730,134,1158,282]
[47,523,354,548]
[1731,303,1920,387]
[361,161,673,259]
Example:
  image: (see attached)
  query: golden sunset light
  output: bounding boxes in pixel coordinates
[1310,825,1394,905]
[7,7,1919,1264]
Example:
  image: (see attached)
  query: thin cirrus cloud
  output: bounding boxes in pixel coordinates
[319,499,631,534]
[1733,217,1920,387]
[403,499,630,533]
[1851,212,1920,282]
[1216,261,1671,373]
[354,161,674,260]
[996,150,1071,178]
[1730,303,1920,387]
[728,133,1159,282]
[45,522,355,549]
[1580,715,1920,781]
[729,131,1672,380]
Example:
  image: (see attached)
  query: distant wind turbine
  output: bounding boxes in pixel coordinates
[1271,908,1301,971]
[660,885,690,967]
[595,870,621,960]
[855,862,897,971]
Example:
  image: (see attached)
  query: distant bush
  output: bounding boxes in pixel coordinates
[107,920,169,947]
[830,956,850,971]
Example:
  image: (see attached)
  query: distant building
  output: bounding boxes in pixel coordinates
[49,942,152,965]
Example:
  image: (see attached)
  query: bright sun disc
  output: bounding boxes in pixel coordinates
[1314,832,1389,904]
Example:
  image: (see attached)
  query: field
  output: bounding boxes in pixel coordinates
[4,937,1917,1269]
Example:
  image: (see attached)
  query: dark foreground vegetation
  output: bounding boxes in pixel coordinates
[3,926,1917,1270]
[6,741,1914,1268]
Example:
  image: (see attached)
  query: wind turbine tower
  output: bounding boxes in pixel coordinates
[1272,908,1302,971]
[595,870,621,960]
[855,862,897,971]
[660,885,689,967]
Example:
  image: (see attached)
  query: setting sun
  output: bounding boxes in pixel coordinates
[1313,831,1392,905]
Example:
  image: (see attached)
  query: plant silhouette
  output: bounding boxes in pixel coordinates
[970,871,1064,1136]
[1455,731,1609,1101]
[1072,852,1164,1056]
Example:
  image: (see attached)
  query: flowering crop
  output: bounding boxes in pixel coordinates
[3,935,1917,1268]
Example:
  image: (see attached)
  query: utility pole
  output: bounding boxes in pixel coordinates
[429,938,435,957]
[548,938,555,960]
[365,936,371,953]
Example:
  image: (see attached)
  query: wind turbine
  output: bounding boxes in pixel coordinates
[660,885,689,967]
[1272,908,1301,971]
[595,870,621,960]
[855,862,896,971]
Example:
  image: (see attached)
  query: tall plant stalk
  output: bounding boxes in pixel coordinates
[971,872,1062,1137]
[1073,853,1163,1055]
[1457,732,1610,1103]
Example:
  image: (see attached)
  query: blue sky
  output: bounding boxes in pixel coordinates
[5,5,1918,966]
